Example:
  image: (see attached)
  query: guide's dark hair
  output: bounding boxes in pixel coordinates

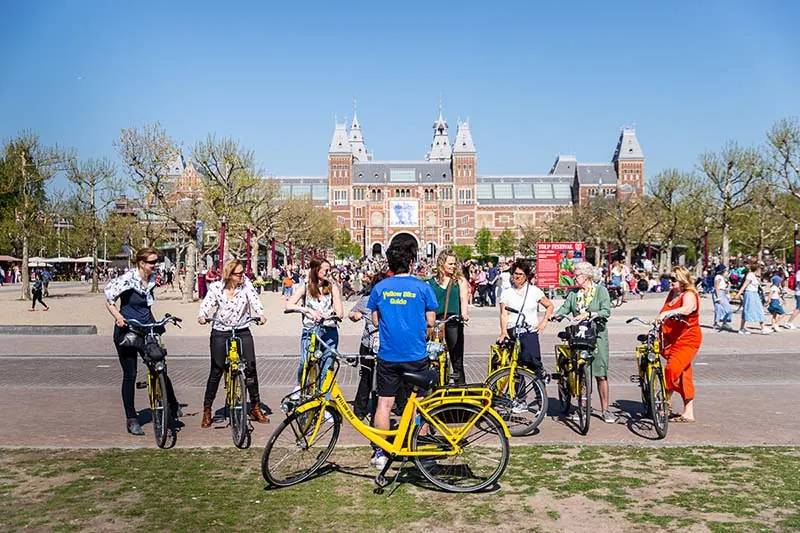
[387,245,414,275]
[390,233,418,257]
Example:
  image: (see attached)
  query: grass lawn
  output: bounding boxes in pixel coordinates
[1,445,798,532]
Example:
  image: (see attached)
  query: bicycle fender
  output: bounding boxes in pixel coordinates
[485,406,512,438]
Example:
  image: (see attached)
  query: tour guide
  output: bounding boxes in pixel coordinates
[367,242,438,470]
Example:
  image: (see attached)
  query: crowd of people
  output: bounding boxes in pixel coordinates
[103,240,710,461]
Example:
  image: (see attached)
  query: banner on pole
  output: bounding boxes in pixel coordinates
[535,241,586,288]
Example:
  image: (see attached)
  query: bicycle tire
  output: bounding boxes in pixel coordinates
[557,359,571,415]
[484,367,548,436]
[261,406,340,487]
[639,363,651,414]
[411,404,509,493]
[152,372,173,449]
[577,364,592,435]
[230,371,249,449]
[301,358,321,402]
[649,366,669,439]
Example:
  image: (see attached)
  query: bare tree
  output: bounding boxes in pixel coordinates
[764,117,800,223]
[0,133,63,300]
[649,169,707,269]
[698,143,762,267]
[117,123,203,303]
[65,157,122,292]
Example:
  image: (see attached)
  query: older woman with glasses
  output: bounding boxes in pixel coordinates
[556,261,614,423]
[198,259,268,428]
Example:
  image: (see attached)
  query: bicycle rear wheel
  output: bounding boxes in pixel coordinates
[261,406,340,487]
[577,364,592,435]
[230,371,250,449]
[485,367,548,436]
[649,366,669,439]
[411,404,509,493]
[152,372,174,449]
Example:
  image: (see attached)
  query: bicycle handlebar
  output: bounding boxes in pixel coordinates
[127,314,182,329]
[434,315,463,327]
[551,314,605,325]
[284,308,343,324]
[207,316,261,329]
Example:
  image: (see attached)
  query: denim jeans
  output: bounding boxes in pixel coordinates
[297,325,339,385]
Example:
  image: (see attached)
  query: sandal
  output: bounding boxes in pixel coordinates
[673,416,696,423]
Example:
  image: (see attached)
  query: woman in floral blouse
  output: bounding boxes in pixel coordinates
[198,259,268,428]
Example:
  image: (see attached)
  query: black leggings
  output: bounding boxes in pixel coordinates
[31,290,47,309]
[440,314,465,385]
[115,341,178,420]
[204,329,262,409]
[354,344,376,418]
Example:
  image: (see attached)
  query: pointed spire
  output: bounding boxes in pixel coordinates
[427,107,452,161]
[613,127,644,161]
[348,101,369,161]
[454,120,476,154]
[328,121,351,154]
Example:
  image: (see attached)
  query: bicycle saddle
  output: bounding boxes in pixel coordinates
[401,369,438,390]
[637,334,649,343]
[557,331,569,341]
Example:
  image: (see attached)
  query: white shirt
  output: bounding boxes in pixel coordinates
[499,271,511,290]
[744,272,760,293]
[795,271,800,296]
[500,283,545,332]
[769,285,781,300]
[714,274,728,292]
[198,279,265,331]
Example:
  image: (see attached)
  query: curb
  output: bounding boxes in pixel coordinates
[0,325,97,335]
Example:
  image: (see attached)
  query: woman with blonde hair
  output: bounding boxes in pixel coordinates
[427,249,470,384]
[655,265,702,422]
[198,259,268,427]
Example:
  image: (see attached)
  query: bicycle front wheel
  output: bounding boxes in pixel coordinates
[230,371,249,449]
[151,372,174,449]
[577,364,592,435]
[485,367,548,436]
[649,366,669,439]
[411,404,509,493]
[261,406,340,487]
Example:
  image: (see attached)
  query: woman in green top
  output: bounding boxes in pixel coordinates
[556,261,615,423]
[427,250,471,385]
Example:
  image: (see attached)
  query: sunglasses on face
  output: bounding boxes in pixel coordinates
[142,260,158,265]
[232,270,244,276]
[669,276,678,282]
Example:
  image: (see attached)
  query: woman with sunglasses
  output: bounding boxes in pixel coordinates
[655,266,702,422]
[104,247,180,436]
[555,261,614,423]
[198,259,269,428]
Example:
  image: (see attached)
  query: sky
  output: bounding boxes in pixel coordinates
[1,1,798,191]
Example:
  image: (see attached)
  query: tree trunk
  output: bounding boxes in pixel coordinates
[665,240,674,270]
[249,237,260,277]
[91,231,99,293]
[721,221,730,268]
[182,240,197,304]
[20,236,30,300]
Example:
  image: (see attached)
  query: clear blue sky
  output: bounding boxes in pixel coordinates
[1,1,798,190]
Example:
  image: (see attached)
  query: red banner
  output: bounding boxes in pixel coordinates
[535,242,586,288]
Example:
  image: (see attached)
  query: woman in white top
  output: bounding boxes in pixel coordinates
[285,257,344,387]
[712,264,733,331]
[736,263,768,335]
[197,259,268,427]
[498,259,555,377]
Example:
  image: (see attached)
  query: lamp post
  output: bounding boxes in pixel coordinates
[794,223,799,273]
[703,226,709,270]
[245,227,253,277]
[218,215,226,267]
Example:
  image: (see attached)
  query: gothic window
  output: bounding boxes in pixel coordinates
[333,189,348,205]
[441,187,452,200]
[458,188,473,205]
[353,188,364,201]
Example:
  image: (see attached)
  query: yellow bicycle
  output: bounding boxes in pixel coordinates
[209,317,260,449]
[262,335,511,493]
[426,315,462,388]
[484,306,548,436]
[626,314,683,439]
[552,314,606,435]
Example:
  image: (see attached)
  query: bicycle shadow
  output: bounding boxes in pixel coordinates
[613,399,663,441]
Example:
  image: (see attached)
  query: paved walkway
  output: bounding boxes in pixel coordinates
[1,282,798,448]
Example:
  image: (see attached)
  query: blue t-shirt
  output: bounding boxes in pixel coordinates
[367,274,438,363]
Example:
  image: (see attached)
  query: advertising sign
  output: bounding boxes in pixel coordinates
[389,200,419,227]
[535,241,586,288]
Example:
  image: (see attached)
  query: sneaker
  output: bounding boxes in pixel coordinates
[602,410,616,424]
[761,328,772,335]
[739,329,751,335]
[289,386,301,401]
[370,450,388,470]
[511,400,529,414]
[781,323,795,329]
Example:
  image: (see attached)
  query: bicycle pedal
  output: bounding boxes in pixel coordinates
[629,375,641,383]
[135,381,147,390]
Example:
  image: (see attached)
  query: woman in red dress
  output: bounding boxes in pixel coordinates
[656,266,702,422]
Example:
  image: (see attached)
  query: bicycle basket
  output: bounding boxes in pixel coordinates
[142,337,166,362]
[426,341,445,360]
[565,321,598,351]
[118,330,144,350]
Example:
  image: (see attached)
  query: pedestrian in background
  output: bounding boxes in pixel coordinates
[736,263,769,335]
[767,275,787,331]
[29,272,49,311]
[712,264,733,331]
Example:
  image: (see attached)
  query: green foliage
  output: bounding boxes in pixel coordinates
[494,228,517,256]
[475,227,493,257]
[333,228,361,259]
[451,244,474,262]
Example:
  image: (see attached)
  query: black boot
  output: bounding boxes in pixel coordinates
[126,418,144,436]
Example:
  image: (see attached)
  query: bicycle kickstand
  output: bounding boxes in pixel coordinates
[373,457,406,495]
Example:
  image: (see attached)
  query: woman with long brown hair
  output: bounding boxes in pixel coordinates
[197,259,269,427]
[655,265,702,422]
[285,257,344,395]
[427,249,470,384]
